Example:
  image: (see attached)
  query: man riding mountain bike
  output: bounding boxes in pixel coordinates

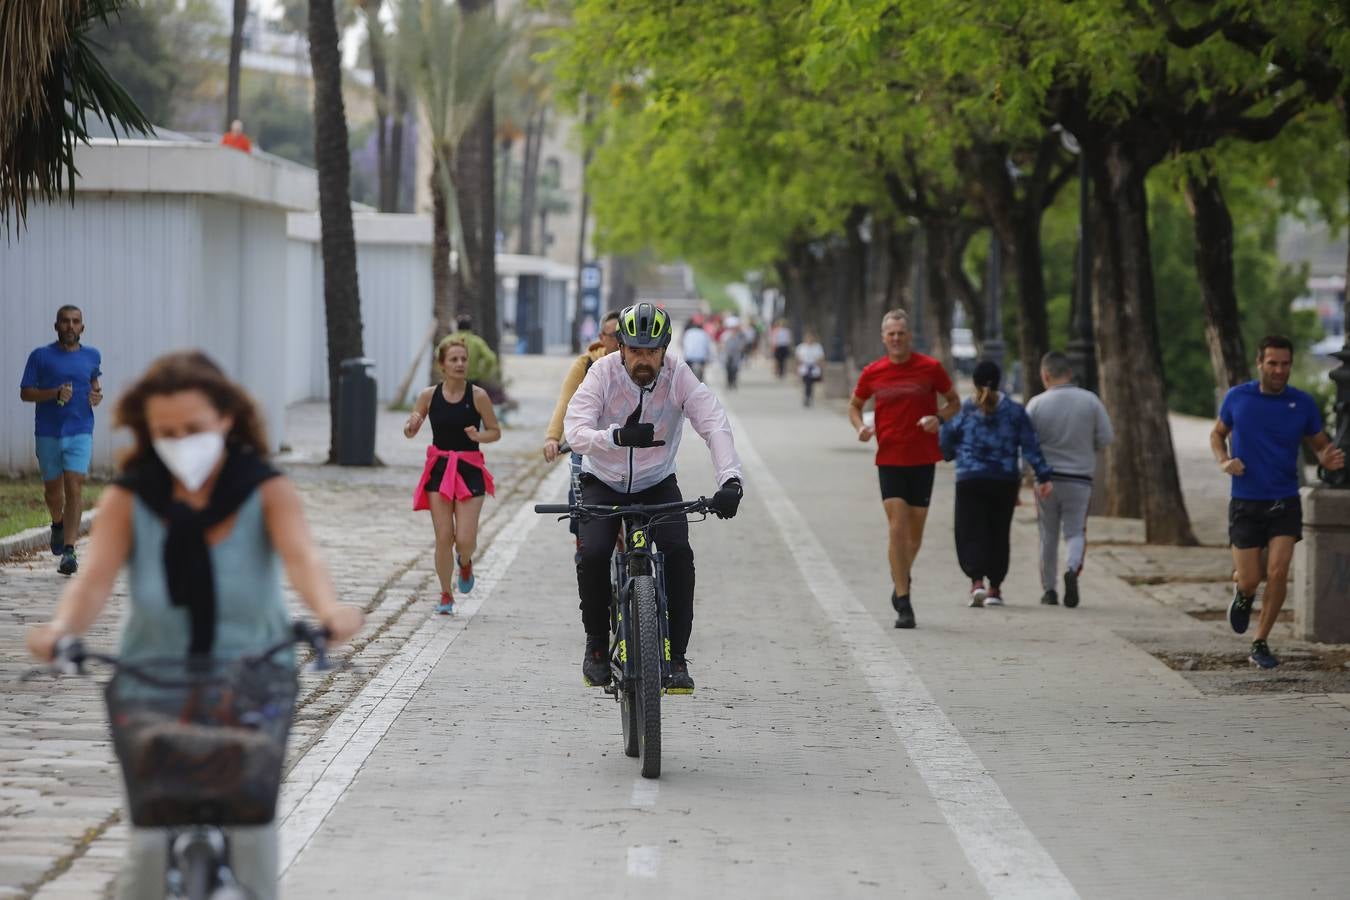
[564,302,745,693]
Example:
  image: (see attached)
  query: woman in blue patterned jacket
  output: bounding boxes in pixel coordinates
[940,360,1054,607]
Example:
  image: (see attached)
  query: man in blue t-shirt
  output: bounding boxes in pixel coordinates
[19,305,103,575]
[1210,334,1344,669]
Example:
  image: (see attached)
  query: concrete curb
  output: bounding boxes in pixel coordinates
[0,510,95,563]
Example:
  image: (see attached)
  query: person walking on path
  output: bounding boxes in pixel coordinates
[1025,351,1114,608]
[849,308,961,628]
[19,305,104,575]
[770,320,793,379]
[564,302,744,692]
[220,118,253,153]
[1211,335,1344,668]
[681,316,712,382]
[941,360,1053,608]
[25,350,365,900]
[721,315,746,390]
[795,330,825,407]
[406,336,501,615]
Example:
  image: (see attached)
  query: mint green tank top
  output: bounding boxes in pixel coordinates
[120,489,291,663]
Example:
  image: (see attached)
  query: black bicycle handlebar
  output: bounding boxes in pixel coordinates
[534,497,710,518]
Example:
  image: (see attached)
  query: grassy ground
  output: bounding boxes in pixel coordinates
[0,477,104,540]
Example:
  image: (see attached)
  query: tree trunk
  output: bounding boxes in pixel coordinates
[1011,208,1050,397]
[225,0,247,129]
[364,0,396,213]
[946,223,985,347]
[924,220,958,374]
[308,0,365,461]
[1185,162,1249,393]
[388,86,408,212]
[452,1,500,355]
[516,105,545,254]
[1087,138,1197,544]
[431,157,454,349]
[571,98,594,354]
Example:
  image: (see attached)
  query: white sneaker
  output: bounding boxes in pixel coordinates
[984,593,1004,607]
[969,584,987,607]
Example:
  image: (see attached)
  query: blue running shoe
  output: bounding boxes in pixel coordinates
[1228,588,1254,634]
[1249,639,1279,669]
[436,592,455,616]
[456,554,475,594]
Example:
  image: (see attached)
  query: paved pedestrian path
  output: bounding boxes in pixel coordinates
[4,354,1349,898]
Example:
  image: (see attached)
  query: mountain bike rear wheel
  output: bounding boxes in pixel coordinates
[632,575,662,778]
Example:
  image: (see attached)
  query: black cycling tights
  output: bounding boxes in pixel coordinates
[575,473,696,660]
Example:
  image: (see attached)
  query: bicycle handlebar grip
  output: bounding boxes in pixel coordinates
[52,635,86,674]
[534,504,573,514]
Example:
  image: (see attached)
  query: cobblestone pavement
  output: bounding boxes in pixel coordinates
[4,354,1349,898]
[0,355,571,899]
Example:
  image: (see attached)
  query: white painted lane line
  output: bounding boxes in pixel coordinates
[277,463,570,877]
[626,846,660,879]
[730,414,1079,900]
[630,779,659,808]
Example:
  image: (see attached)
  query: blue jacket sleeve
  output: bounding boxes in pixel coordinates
[939,408,964,462]
[1016,405,1053,481]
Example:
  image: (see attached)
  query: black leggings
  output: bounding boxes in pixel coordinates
[575,473,695,659]
[954,478,1020,587]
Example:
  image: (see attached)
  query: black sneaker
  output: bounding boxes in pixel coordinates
[892,593,916,629]
[582,635,610,686]
[1063,569,1080,608]
[58,547,78,576]
[1249,639,1279,669]
[1228,588,1254,634]
[1041,589,1059,605]
[50,522,64,556]
[665,659,694,694]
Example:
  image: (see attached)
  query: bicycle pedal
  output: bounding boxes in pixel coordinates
[602,683,618,696]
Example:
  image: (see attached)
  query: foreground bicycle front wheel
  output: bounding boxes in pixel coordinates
[631,575,662,778]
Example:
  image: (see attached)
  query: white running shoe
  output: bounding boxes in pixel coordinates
[983,593,1004,607]
[969,582,987,608]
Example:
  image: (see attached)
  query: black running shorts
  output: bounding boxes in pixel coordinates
[878,464,936,507]
[1228,496,1302,549]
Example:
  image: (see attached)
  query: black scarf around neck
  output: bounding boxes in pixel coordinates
[117,445,280,656]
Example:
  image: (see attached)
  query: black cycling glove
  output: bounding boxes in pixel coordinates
[708,477,743,519]
[613,423,665,447]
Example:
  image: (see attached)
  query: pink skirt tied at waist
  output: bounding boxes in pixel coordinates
[412,446,495,511]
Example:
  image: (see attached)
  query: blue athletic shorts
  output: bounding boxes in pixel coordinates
[35,434,93,480]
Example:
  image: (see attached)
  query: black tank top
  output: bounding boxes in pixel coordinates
[429,382,480,452]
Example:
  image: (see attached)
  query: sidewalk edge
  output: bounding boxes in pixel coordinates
[0,511,96,563]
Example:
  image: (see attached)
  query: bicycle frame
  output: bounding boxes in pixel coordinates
[609,513,674,693]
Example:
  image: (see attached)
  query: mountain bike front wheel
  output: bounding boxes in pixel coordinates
[631,575,662,778]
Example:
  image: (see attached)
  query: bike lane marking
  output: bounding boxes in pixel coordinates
[626,845,660,879]
[630,778,659,807]
[729,413,1080,900]
[276,463,570,877]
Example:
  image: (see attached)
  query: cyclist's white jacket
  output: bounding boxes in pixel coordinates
[565,351,743,493]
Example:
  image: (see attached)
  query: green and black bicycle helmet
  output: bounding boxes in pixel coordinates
[618,302,672,349]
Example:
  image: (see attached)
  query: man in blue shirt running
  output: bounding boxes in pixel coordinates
[19,305,103,575]
[1210,335,1343,668]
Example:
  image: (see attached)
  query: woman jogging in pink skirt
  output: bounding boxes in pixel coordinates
[405,336,500,614]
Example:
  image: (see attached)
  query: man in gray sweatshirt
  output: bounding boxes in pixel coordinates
[1025,352,1114,607]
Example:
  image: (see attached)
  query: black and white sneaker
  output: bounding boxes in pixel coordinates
[582,635,610,686]
[892,593,916,629]
[1041,589,1059,605]
[58,547,78,576]
[665,659,695,694]
[1248,639,1279,669]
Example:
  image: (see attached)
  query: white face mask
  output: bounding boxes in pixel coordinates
[153,431,226,492]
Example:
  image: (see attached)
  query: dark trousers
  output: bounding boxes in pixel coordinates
[954,478,1020,587]
[576,473,695,659]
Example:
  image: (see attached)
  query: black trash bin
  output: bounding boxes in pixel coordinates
[336,357,377,466]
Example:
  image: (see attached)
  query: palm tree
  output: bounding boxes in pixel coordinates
[1,0,152,231]
[390,0,515,348]
[307,0,366,461]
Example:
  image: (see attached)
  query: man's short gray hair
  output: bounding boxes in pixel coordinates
[881,308,908,328]
[1040,351,1072,380]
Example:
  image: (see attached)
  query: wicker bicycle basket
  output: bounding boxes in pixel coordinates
[104,657,298,828]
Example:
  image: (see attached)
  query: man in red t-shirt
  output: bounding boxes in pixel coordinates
[848,308,960,628]
[221,119,253,154]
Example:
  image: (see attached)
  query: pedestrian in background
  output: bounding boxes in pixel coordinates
[940,360,1053,608]
[1211,335,1344,668]
[406,336,501,615]
[220,118,253,154]
[795,330,825,407]
[771,320,793,379]
[849,308,961,628]
[19,305,104,575]
[1026,351,1114,608]
[25,350,364,900]
[721,315,746,389]
[682,315,712,382]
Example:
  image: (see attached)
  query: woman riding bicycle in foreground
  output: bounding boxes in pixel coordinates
[26,350,364,900]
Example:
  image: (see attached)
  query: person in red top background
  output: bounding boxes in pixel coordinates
[221,118,253,154]
[848,308,961,629]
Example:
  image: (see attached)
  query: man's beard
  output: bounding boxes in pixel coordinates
[59,332,79,345]
[630,365,656,386]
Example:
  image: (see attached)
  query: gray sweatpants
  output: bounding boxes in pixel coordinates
[117,821,277,899]
[1035,479,1093,591]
